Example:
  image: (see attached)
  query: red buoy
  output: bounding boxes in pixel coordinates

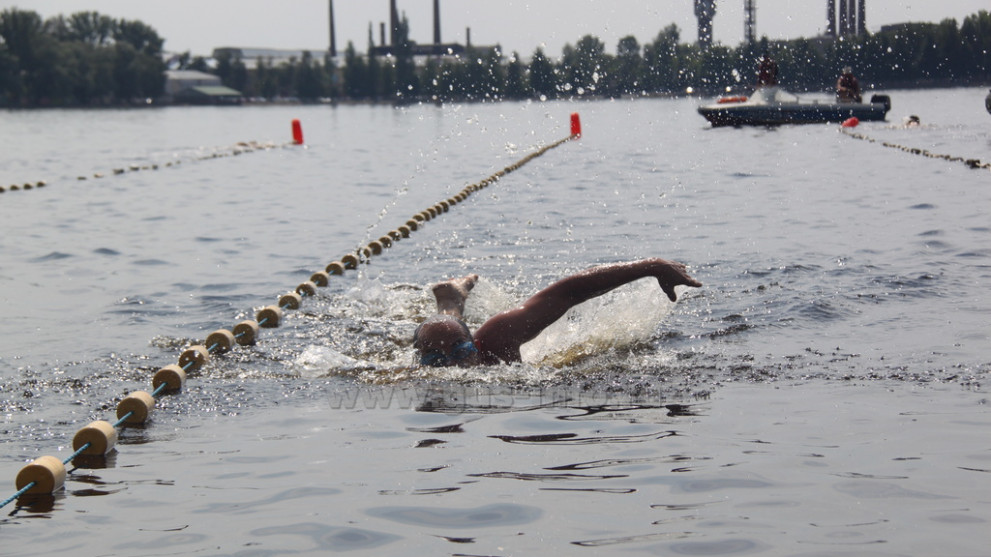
[570,113,582,138]
[841,117,859,128]
[291,119,304,144]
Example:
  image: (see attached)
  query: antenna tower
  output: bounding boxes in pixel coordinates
[744,0,756,44]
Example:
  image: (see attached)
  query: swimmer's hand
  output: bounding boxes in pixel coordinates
[654,260,702,302]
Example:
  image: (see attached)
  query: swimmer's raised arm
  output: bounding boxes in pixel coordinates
[472,258,701,363]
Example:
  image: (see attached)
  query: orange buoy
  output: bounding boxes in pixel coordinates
[570,113,582,138]
[842,117,859,128]
[291,119,304,144]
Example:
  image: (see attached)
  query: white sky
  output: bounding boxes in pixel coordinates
[6,1,989,57]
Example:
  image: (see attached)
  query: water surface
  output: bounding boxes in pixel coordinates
[1,88,989,554]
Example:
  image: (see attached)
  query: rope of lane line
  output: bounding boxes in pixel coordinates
[0,139,290,198]
[841,128,991,171]
[2,115,582,512]
[0,379,174,511]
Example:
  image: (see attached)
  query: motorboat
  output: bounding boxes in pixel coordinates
[698,86,890,127]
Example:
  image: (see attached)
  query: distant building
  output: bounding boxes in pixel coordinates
[163,70,243,105]
[212,47,319,70]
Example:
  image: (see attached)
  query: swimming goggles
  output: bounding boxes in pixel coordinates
[419,340,478,367]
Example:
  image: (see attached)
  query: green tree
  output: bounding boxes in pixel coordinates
[0,42,19,104]
[503,52,527,99]
[0,8,44,103]
[528,47,557,99]
[215,50,248,92]
[342,41,367,98]
[65,11,115,45]
[113,18,163,57]
[960,10,991,79]
[254,57,278,99]
[462,47,503,100]
[295,50,326,101]
[613,35,643,95]
[560,34,607,97]
[643,24,680,93]
[392,14,418,101]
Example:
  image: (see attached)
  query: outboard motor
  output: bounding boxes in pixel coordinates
[870,94,891,113]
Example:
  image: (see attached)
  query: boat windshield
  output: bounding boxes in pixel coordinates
[750,87,800,105]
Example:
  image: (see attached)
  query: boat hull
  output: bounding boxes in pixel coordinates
[698,100,889,127]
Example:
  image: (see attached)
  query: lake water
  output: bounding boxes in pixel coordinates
[1,88,989,555]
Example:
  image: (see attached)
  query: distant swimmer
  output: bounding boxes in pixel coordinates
[836,66,862,103]
[413,258,702,367]
[904,114,921,127]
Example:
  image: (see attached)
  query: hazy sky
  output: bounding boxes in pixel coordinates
[7,1,989,57]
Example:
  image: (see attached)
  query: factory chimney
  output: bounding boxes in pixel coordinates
[838,0,849,35]
[826,0,836,37]
[390,0,399,46]
[328,0,337,56]
[857,0,866,35]
[433,0,441,45]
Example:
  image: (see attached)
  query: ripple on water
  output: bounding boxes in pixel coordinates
[32,251,73,262]
[251,522,401,552]
[663,538,766,555]
[489,430,678,445]
[365,503,542,529]
[862,272,942,301]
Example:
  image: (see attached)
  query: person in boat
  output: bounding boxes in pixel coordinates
[756,54,779,87]
[413,258,702,367]
[836,66,862,103]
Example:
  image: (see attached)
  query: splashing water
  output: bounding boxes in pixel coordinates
[521,278,675,367]
[292,275,677,384]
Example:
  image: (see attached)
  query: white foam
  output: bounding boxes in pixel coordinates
[294,345,372,379]
[520,278,674,367]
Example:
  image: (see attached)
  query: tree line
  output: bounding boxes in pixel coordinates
[2,7,989,108]
[0,9,165,106]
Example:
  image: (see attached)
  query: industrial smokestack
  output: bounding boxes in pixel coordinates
[857,0,866,35]
[328,0,337,56]
[390,0,399,46]
[433,0,441,45]
[826,0,836,37]
[380,22,386,47]
[838,0,849,35]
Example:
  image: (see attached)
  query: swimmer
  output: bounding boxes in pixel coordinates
[904,114,921,127]
[413,258,702,367]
